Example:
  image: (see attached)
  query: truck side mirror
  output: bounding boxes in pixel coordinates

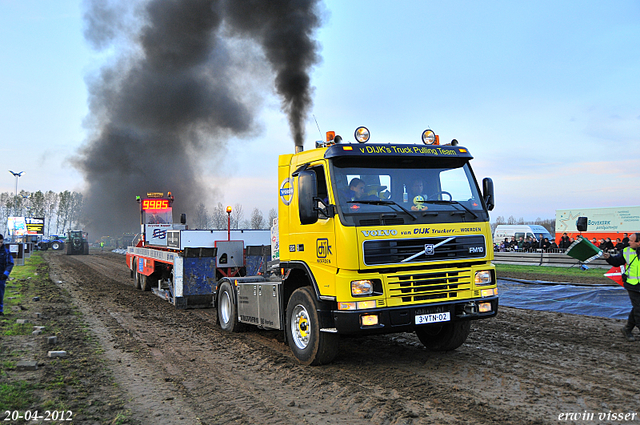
[298,170,319,225]
[482,177,495,211]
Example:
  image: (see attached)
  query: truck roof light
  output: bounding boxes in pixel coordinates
[422,129,439,145]
[354,126,370,143]
[326,131,335,142]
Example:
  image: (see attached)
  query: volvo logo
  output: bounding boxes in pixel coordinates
[279,178,294,206]
[361,229,398,237]
[425,244,435,255]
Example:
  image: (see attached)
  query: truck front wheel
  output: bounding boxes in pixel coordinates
[217,281,243,332]
[286,287,338,365]
[415,321,471,351]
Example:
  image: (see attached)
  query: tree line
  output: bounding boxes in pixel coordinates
[0,190,84,236]
[191,203,277,231]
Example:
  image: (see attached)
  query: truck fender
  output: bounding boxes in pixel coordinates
[279,261,323,300]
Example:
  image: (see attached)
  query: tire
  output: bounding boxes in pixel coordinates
[415,321,471,351]
[51,242,61,250]
[140,274,151,291]
[217,281,243,332]
[134,268,142,290]
[286,287,339,365]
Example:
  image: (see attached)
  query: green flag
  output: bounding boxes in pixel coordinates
[565,236,603,263]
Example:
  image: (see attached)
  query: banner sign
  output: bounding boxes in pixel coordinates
[25,217,45,235]
[7,217,27,236]
[556,206,640,234]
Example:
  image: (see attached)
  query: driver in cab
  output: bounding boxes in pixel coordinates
[408,179,428,211]
[344,178,367,202]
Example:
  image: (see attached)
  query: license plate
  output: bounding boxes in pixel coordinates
[415,311,450,325]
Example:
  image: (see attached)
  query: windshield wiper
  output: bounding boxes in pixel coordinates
[423,200,478,219]
[348,200,417,221]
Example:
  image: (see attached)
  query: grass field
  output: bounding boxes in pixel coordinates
[495,263,607,279]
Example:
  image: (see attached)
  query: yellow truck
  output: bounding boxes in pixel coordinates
[215,127,498,365]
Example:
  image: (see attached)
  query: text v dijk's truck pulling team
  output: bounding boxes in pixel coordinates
[126,126,499,365]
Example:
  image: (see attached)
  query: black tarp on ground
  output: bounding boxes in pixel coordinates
[497,279,630,319]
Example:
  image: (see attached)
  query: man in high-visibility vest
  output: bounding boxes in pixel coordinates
[604,232,640,341]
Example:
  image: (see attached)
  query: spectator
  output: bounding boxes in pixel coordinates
[599,239,606,250]
[523,237,532,252]
[541,238,551,251]
[622,233,630,248]
[591,238,598,246]
[559,233,571,250]
[615,238,625,253]
[517,236,525,250]
[604,238,615,252]
[531,236,541,251]
[550,238,559,250]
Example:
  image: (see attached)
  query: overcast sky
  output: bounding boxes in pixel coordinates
[1,0,639,224]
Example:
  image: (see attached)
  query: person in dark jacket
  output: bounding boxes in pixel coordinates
[559,233,571,250]
[604,238,615,252]
[0,234,15,315]
[603,232,640,341]
[540,238,551,251]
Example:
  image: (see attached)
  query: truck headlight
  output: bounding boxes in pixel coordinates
[475,270,493,285]
[351,280,373,296]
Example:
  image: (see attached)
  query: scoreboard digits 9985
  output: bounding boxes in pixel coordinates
[141,199,171,210]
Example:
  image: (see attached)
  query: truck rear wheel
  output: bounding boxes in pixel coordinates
[140,274,154,291]
[217,281,243,332]
[415,321,471,351]
[286,287,338,365]
[134,269,142,290]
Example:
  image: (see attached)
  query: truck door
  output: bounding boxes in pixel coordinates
[293,163,337,296]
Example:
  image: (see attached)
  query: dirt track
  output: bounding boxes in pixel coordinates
[45,251,640,424]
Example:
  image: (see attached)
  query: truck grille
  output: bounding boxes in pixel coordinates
[386,268,473,306]
[363,235,485,266]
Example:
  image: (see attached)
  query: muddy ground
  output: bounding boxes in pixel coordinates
[3,251,640,424]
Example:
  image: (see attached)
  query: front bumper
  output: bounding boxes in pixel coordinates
[325,296,499,335]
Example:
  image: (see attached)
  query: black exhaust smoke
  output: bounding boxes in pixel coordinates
[74,0,323,237]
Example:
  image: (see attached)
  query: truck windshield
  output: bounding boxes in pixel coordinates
[330,156,487,226]
[145,209,172,225]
